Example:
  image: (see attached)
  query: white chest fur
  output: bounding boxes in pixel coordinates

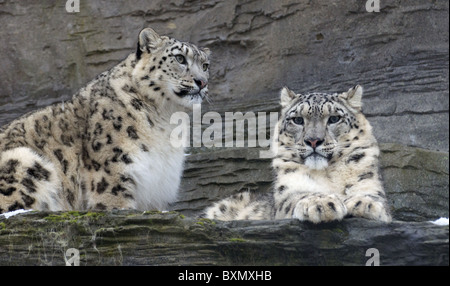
[126,141,185,211]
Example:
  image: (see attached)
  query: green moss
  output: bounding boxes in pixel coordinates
[44,211,105,223]
[196,218,216,225]
[193,218,217,229]
[143,210,163,215]
[0,222,5,230]
[332,227,345,234]
[228,238,247,243]
[83,212,105,219]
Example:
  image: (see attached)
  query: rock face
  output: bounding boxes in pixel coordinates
[379,144,449,221]
[0,211,448,266]
[0,1,448,266]
[1,143,447,266]
[0,0,448,152]
[174,144,449,222]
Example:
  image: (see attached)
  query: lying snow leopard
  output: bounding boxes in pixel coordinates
[204,86,392,223]
[0,28,210,213]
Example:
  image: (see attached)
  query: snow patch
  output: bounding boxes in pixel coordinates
[429,217,449,226]
[1,209,33,219]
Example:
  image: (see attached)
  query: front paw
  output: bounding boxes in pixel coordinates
[293,194,347,223]
[344,195,392,223]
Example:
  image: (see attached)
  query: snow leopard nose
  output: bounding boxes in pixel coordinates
[194,79,207,90]
[304,138,324,149]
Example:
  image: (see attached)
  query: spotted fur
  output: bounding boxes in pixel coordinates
[204,86,392,223]
[0,28,210,213]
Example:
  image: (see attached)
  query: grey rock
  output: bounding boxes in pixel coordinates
[0,211,447,266]
[0,0,448,151]
[380,143,449,221]
[173,144,449,222]
[0,0,448,266]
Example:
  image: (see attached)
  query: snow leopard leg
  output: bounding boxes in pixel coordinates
[0,147,64,213]
[344,194,391,222]
[343,185,392,223]
[274,179,347,223]
[203,191,273,221]
[289,193,347,223]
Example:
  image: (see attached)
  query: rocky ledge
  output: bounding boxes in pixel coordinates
[0,211,447,266]
[0,142,448,266]
[0,0,448,266]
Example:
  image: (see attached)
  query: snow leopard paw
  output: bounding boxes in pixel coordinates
[344,195,392,223]
[293,194,347,223]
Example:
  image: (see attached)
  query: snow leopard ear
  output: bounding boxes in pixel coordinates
[340,85,363,111]
[137,28,166,59]
[201,47,211,57]
[280,87,298,108]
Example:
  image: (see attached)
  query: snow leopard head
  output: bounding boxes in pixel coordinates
[133,28,210,108]
[275,85,369,170]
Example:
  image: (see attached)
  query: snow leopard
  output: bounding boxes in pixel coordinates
[0,28,210,213]
[204,86,392,223]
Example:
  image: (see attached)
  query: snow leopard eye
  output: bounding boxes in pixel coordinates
[328,116,341,124]
[292,117,304,125]
[202,63,209,72]
[175,55,187,65]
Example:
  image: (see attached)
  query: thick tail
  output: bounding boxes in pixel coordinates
[0,147,63,213]
[203,191,273,221]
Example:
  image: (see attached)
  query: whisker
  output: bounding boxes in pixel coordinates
[204,94,214,106]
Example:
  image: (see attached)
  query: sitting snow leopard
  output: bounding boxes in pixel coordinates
[204,85,392,223]
[0,28,210,213]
